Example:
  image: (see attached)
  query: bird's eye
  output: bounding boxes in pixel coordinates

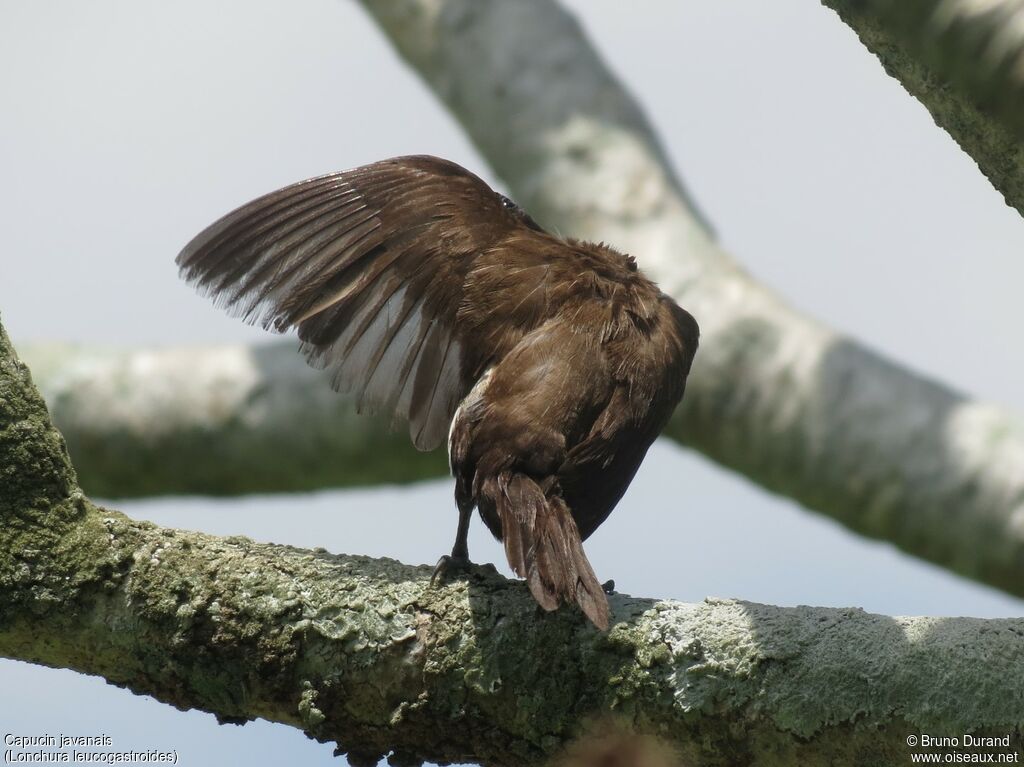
[499,195,516,210]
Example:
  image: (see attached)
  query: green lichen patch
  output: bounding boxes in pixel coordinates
[0,319,78,515]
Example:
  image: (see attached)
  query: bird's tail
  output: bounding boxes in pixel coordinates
[495,472,610,630]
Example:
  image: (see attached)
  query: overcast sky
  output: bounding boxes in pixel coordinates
[2,2,1024,766]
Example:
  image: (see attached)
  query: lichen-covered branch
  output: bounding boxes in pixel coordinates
[3,320,1024,767]
[820,0,1024,218]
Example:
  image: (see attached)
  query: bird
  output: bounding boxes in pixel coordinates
[176,155,698,630]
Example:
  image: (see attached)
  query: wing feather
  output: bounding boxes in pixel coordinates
[177,155,558,450]
[179,176,354,283]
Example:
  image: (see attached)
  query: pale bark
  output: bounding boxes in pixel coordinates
[3,320,1024,767]
[23,0,1024,601]
[821,0,1024,218]
[19,341,439,498]
[357,0,1024,598]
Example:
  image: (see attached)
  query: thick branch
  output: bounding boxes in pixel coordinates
[3,320,1024,765]
[19,342,441,497]
[821,0,1024,218]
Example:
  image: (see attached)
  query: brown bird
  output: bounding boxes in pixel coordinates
[176,155,698,630]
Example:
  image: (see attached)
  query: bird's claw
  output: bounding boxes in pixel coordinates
[432,554,472,585]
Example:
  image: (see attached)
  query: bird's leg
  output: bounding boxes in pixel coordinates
[432,500,473,584]
[451,496,472,561]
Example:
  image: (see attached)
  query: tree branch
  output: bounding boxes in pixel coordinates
[19,341,441,497]
[356,0,1024,597]
[820,0,1024,218]
[4,319,1024,766]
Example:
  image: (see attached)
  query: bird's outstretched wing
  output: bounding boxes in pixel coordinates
[177,155,561,450]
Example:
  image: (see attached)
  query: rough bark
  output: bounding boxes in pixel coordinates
[821,0,1024,218]
[24,0,1024,602]
[4,319,1024,767]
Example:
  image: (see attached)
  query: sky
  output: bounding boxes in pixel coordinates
[2,1,1024,765]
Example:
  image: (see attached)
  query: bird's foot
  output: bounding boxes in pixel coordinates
[431,553,472,585]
